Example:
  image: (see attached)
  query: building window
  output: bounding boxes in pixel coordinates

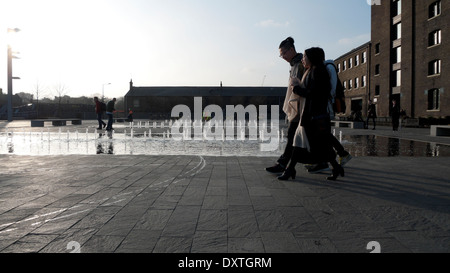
[375,85,380,96]
[343,81,347,91]
[133,99,140,108]
[428,29,441,47]
[393,0,402,16]
[393,70,401,87]
[429,1,441,19]
[349,58,353,69]
[428,59,441,76]
[393,23,402,40]
[349,79,353,89]
[362,51,367,63]
[338,63,341,73]
[355,55,360,66]
[343,60,347,71]
[355,77,359,89]
[393,47,401,64]
[362,75,367,87]
[428,88,440,110]
[375,64,380,75]
[375,43,380,54]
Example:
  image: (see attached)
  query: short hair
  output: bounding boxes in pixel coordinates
[279,37,295,51]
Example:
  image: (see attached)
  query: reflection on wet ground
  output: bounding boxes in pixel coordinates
[1,131,450,157]
[342,135,450,157]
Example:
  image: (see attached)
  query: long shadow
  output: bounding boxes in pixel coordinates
[284,163,450,214]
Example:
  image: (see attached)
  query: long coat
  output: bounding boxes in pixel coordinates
[292,66,335,163]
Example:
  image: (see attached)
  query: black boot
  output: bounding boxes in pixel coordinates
[278,168,296,181]
[266,164,285,174]
[327,165,345,181]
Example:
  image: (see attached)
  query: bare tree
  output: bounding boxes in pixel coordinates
[53,83,69,117]
[33,80,47,118]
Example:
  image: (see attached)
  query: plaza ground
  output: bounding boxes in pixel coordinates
[0,120,449,253]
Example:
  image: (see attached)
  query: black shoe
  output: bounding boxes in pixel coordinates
[96,127,103,130]
[266,164,285,174]
[308,163,330,174]
[327,165,345,181]
[278,168,296,181]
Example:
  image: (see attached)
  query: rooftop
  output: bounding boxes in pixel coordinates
[125,86,287,97]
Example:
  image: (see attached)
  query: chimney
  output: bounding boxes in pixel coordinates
[130,79,133,90]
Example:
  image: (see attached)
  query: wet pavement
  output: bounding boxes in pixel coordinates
[0,120,449,253]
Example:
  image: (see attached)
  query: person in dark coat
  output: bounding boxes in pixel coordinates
[105,98,116,131]
[391,99,400,131]
[366,99,377,130]
[94,97,106,130]
[278,47,344,181]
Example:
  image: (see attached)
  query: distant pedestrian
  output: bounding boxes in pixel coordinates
[127,108,134,122]
[94,97,106,130]
[366,100,377,130]
[391,99,400,131]
[105,98,117,131]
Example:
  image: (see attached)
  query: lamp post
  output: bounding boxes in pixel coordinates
[102,83,111,102]
[7,28,21,122]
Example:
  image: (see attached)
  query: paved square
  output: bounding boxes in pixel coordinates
[1,152,449,253]
[1,121,449,253]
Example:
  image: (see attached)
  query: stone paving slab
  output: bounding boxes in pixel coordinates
[0,153,449,253]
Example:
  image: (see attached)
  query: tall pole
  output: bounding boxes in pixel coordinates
[7,45,13,122]
[102,83,111,102]
[6,28,20,122]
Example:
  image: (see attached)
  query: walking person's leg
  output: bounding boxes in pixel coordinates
[278,147,311,180]
[327,158,345,181]
[329,133,352,166]
[101,114,106,128]
[97,113,103,129]
[266,121,299,173]
[106,113,113,131]
[278,121,299,167]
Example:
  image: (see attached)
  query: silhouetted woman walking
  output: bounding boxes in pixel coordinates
[278,47,344,181]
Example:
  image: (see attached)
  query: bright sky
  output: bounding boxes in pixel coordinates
[0,0,371,100]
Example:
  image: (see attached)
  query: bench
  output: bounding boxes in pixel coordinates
[430,125,450,137]
[31,119,83,127]
[331,121,365,129]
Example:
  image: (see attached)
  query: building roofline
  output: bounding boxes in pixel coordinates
[334,41,371,61]
[125,86,286,97]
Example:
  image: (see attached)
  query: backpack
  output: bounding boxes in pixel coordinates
[326,63,346,114]
[100,102,107,112]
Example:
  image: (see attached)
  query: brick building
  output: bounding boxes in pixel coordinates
[370,0,449,119]
[334,42,372,117]
[124,80,286,120]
